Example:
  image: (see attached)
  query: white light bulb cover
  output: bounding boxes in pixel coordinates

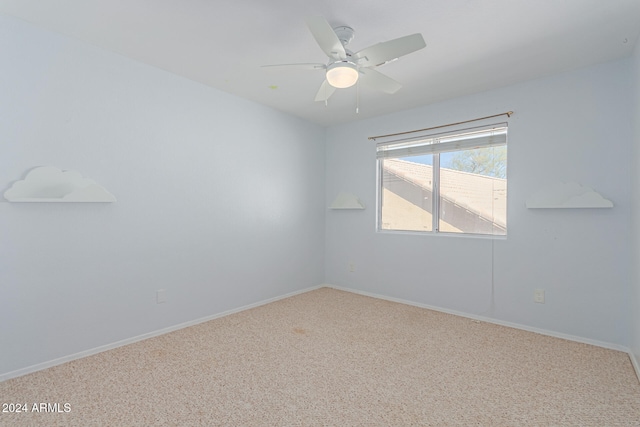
[326,61,359,88]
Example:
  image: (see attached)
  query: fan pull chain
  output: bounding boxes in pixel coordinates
[325,83,328,107]
[356,80,360,114]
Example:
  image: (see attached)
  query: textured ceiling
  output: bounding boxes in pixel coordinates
[1,0,639,126]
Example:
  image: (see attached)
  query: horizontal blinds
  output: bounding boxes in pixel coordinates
[376,123,507,159]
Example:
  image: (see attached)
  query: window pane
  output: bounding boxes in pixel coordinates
[438,146,507,235]
[380,157,433,232]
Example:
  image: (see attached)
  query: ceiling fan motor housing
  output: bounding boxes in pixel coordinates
[333,26,355,46]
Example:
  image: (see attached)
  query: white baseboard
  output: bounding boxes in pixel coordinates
[630,351,640,382]
[0,285,323,382]
[327,285,630,353]
[4,284,637,384]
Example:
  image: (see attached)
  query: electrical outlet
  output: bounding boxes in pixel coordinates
[349,262,355,273]
[156,289,166,304]
[533,289,545,304]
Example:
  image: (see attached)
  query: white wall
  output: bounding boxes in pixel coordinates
[2,13,637,380]
[0,15,326,377]
[631,39,640,367]
[325,59,633,347]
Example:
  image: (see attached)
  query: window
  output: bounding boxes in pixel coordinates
[376,123,507,236]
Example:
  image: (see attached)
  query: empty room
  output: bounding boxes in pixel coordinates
[1,1,640,425]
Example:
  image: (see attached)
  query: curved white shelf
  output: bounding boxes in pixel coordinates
[526,182,612,209]
[4,166,116,202]
[329,192,365,210]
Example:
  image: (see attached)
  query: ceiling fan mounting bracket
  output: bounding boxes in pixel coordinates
[333,26,355,47]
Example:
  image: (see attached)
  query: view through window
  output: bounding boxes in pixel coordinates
[377,124,507,236]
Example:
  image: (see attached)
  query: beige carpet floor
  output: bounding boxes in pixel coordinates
[1,287,639,426]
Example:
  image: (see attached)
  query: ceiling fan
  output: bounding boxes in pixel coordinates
[263,16,426,103]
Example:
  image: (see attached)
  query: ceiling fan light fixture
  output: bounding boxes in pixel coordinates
[326,61,359,88]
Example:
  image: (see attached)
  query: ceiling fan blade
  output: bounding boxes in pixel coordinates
[353,33,426,67]
[262,63,326,71]
[314,79,337,102]
[359,68,402,94]
[305,16,346,60]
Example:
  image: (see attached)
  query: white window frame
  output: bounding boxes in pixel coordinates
[376,123,508,237]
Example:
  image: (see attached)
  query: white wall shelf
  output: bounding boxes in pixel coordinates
[4,166,116,202]
[526,182,612,209]
[329,192,365,210]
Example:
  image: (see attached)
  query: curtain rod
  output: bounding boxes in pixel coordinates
[368,111,514,141]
